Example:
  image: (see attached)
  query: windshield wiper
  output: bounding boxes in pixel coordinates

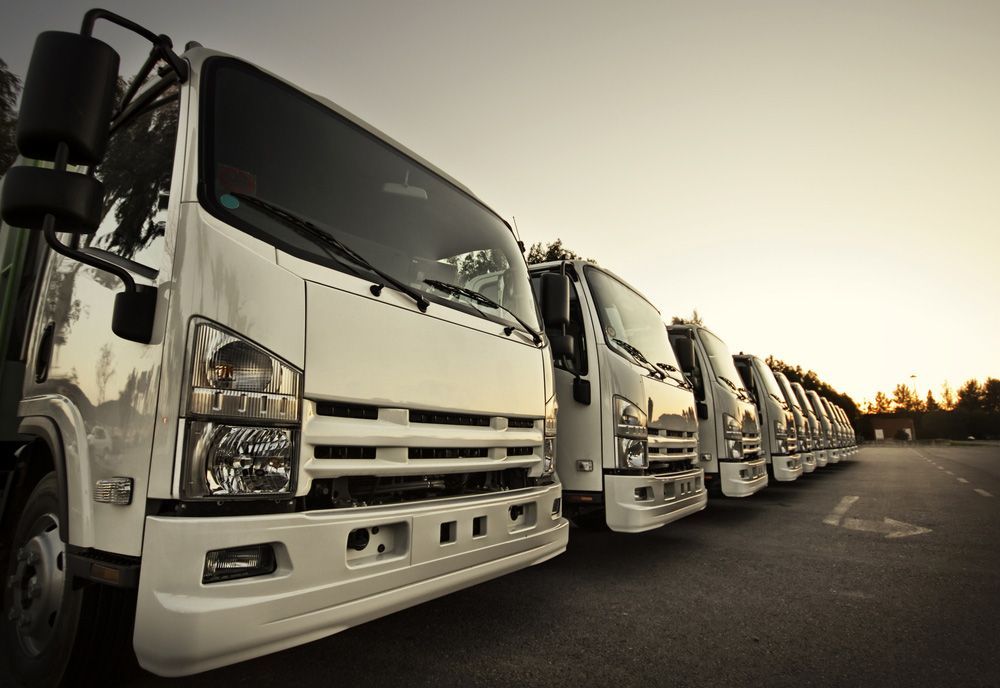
[231,193,429,312]
[718,375,751,401]
[612,339,664,379]
[423,279,541,345]
[655,362,692,389]
[769,392,788,409]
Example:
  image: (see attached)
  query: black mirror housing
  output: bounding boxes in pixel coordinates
[541,272,570,328]
[17,31,120,166]
[1,166,104,233]
[549,334,574,359]
[672,335,695,373]
[112,285,158,344]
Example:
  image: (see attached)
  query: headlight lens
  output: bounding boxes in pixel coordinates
[189,323,302,423]
[726,437,743,459]
[614,396,647,439]
[544,395,557,437]
[723,413,742,440]
[617,437,648,469]
[184,422,296,497]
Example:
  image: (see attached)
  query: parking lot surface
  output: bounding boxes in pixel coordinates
[52,445,1000,686]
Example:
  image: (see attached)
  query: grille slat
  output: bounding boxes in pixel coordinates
[409,447,490,459]
[315,402,378,420]
[315,445,377,459]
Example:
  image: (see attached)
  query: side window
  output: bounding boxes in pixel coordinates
[86,83,181,270]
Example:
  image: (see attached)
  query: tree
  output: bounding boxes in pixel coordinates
[873,391,892,414]
[892,383,923,413]
[671,309,704,326]
[956,379,983,412]
[941,382,955,411]
[925,390,939,412]
[0,58,22,174]
[982,378,1000,414]
[525,238,592,264]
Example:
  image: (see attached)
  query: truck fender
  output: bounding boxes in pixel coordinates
[16,416,70,543]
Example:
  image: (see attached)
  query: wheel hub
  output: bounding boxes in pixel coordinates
[7,512,65,656]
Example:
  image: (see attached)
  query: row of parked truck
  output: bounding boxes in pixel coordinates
[0,11,856,685]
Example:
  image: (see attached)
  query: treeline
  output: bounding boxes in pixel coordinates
[764,356,860,421]
[864,378,1000,441]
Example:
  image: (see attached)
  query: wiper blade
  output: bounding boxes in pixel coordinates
[655,362,692,389]
[718,375,751,401]
[612,338,664,379]
[423,278,541,345]
[231,193,429,312]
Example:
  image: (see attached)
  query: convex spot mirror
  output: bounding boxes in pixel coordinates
[549,334,574,359]
[1,166,103,233]
[672,335,695,374]
[540,272,570,328]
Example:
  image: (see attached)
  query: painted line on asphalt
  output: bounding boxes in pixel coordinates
[957,478,969,484]
[974,489,994,498]
[945,470,954,475]
[824,496,860,526]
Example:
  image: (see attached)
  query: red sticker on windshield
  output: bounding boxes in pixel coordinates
[217,164,257,195]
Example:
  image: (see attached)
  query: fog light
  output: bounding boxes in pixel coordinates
[203,543,276,583]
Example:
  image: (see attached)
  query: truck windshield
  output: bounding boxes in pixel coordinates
[200,58,539,331]
[776,374,803,413]
[584,267,680,372]
[697,329,745,393]
[755,360,787,408]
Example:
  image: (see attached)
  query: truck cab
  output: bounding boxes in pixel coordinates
[528,261,705,533]
[790,381,827,467]
[734,354,802,482]
[805,390,838,464]
[667,324,766,497]
[0,14,567,682]
[773,371,816,473]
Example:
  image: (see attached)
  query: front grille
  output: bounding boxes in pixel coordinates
[506,446,535,456]
[507,418,535,429]
[410,410,491,427]
[315,402,378,420]
[409,447,490,459]
[664,429,696,438]
[315,445,377,459]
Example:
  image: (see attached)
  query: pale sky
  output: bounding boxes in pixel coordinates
[3,0,998,406]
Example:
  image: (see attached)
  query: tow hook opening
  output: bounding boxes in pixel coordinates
[347,528,370,551]
[509,504,524,521]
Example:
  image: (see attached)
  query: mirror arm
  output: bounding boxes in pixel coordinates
[81,9,188,83]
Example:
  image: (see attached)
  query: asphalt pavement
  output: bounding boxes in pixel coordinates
[124,443,999,688]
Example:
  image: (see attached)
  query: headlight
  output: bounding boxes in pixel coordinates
[183,322,302,499]
[726,437,743,459]
[544,395,557,437]
[184,422,296,497]
[774,420,787,437]
[617,437,648,469]
[723,413,742,440]
[614,396,647,439]
[543,437,556,476]
[188,322,302,423]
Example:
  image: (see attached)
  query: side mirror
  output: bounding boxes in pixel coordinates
[1,166,103,233]
[573,378,591,405]
[672,335,695,373]
[17,31,120,166]
[549,334,574,359]
[696,400,709,420]
[540,273,570,328]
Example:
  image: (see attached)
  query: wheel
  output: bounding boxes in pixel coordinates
[1,473,136,687]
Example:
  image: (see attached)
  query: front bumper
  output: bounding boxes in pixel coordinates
[800,451,816,473]
[603,467,707,533]
[134,483,567,676]
[718,458,768,497]
[771,452,803,482]
[814,449,828,467]
[829,448,842,464]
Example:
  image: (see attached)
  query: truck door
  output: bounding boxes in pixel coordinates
[24,82,182,555]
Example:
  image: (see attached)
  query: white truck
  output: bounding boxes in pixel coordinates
[528,261,705,532]
[667,324,766,497]
[0,11,568,683]
[790,381,827,467]
[733,354,802,482]
[806,390,839,464]
[772,371,816,473]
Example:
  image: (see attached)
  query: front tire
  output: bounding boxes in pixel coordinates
[1,473,136,687]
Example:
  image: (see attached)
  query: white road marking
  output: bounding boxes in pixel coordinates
[946,470,954,475]
[937,466,944,470]
[823,496,931,538]
[957,478,969,484]
[824,496,859,526]
[974,489,994,498]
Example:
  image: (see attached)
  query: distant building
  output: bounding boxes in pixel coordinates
[870,417,916,441]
